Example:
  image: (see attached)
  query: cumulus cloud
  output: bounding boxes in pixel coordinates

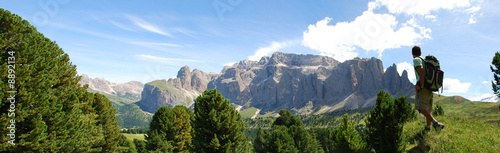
[369,0,471,15]
[248,41,290,61]
[482,81,490,84]
[443,78,471,93]
[302,11,430,62]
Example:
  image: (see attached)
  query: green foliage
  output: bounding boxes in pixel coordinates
[365,90,409,153]
[266,126,298,153]
[432,104,445,116]
[133,139,147,153]
[254,109,319,153]
[116,134,137,153]
[491,51,500,97]
[146,105,193,152]
[193,89,248,153]
[330,114,366,153]
[0,9,122,152]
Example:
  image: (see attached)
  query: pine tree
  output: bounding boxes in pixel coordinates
[134,139,147,153]
[266,126,298,153]
[253,127,267,152]
[146,105,193,152]
[92,93,122,152]
[491,51,500,97]
[331,114,365,152]
[257,109,318,153]
[365,90,406,153]
[0,8,121,152]
[193,89,248,153]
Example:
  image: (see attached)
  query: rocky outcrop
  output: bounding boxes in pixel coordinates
[136,52,414,114]
[79,74,144,99]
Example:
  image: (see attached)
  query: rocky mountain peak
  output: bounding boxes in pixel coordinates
[177,66,191,79]
[137,52,414,114]
[268,52,340,67]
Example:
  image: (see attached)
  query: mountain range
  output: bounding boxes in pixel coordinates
[135,52,414,115]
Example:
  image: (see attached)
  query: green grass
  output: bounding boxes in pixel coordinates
[404,97,500,152]
[147,80,185,98]
[123,133,146,141]
[240,107,259,118]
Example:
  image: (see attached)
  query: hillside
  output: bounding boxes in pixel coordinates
[80,75,152,129]
[404,95,500,152]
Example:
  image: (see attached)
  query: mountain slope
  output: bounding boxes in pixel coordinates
[136,52,414,114]
[79,74,151,129]
[404,95,500,152]
[80,74,144,105]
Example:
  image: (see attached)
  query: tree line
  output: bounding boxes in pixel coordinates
[1,8,420,152]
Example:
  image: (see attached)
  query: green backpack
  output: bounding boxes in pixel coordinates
[416,55,444,92]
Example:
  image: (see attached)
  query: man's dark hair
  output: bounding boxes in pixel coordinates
[412,46,421,56]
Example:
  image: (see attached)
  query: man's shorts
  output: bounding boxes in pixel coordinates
[415,87,433,112]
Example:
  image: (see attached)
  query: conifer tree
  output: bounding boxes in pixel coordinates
[491,51,500,97]
[146,105,193,152]
[253,127,267,153]
[0,9,121,152]
[134,139,147,153]
[365,90,406,153]
[256,109,318,153]
[193,89,248,153]
[330,114,365,152]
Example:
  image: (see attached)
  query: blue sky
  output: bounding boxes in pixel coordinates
[2,0,499,100]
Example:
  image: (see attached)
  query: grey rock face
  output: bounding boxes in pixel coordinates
[137,52,414,114]
[79,74,144,99]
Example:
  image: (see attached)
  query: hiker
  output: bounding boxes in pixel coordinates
[412,46,445,131]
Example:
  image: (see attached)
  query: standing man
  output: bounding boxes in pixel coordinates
[412,46,445,131]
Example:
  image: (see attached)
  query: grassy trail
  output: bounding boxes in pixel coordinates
[404,96,500,152]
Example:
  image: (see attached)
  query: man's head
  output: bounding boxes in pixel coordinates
[412,46,421,58]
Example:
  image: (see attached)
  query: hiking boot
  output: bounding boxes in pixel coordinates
[433,122,445,131]
[424,126,431,131]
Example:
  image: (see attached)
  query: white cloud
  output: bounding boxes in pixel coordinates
[470,93,500,102]
[469,15,477,24]
[482,81,489,84]
[466,6,481,13]
[224,62,237,67]
[466,6,481,24]
[136,55,203,64]
[424,14,437,19]
[109,20,137,32]
[302,11,431,62]
[129,42,183,48]
[126,15,173,37]
[443,78,471,93]
[370,0,471,15]
[396,62,416,82]
[248,41,289,61]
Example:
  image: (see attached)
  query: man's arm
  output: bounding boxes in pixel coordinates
[416,65,425,91]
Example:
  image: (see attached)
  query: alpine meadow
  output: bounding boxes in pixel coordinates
[2,1,500,153]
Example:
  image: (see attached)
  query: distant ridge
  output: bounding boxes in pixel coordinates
[136,52,414,114]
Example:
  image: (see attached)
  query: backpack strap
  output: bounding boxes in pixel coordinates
[414,56,425,76]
